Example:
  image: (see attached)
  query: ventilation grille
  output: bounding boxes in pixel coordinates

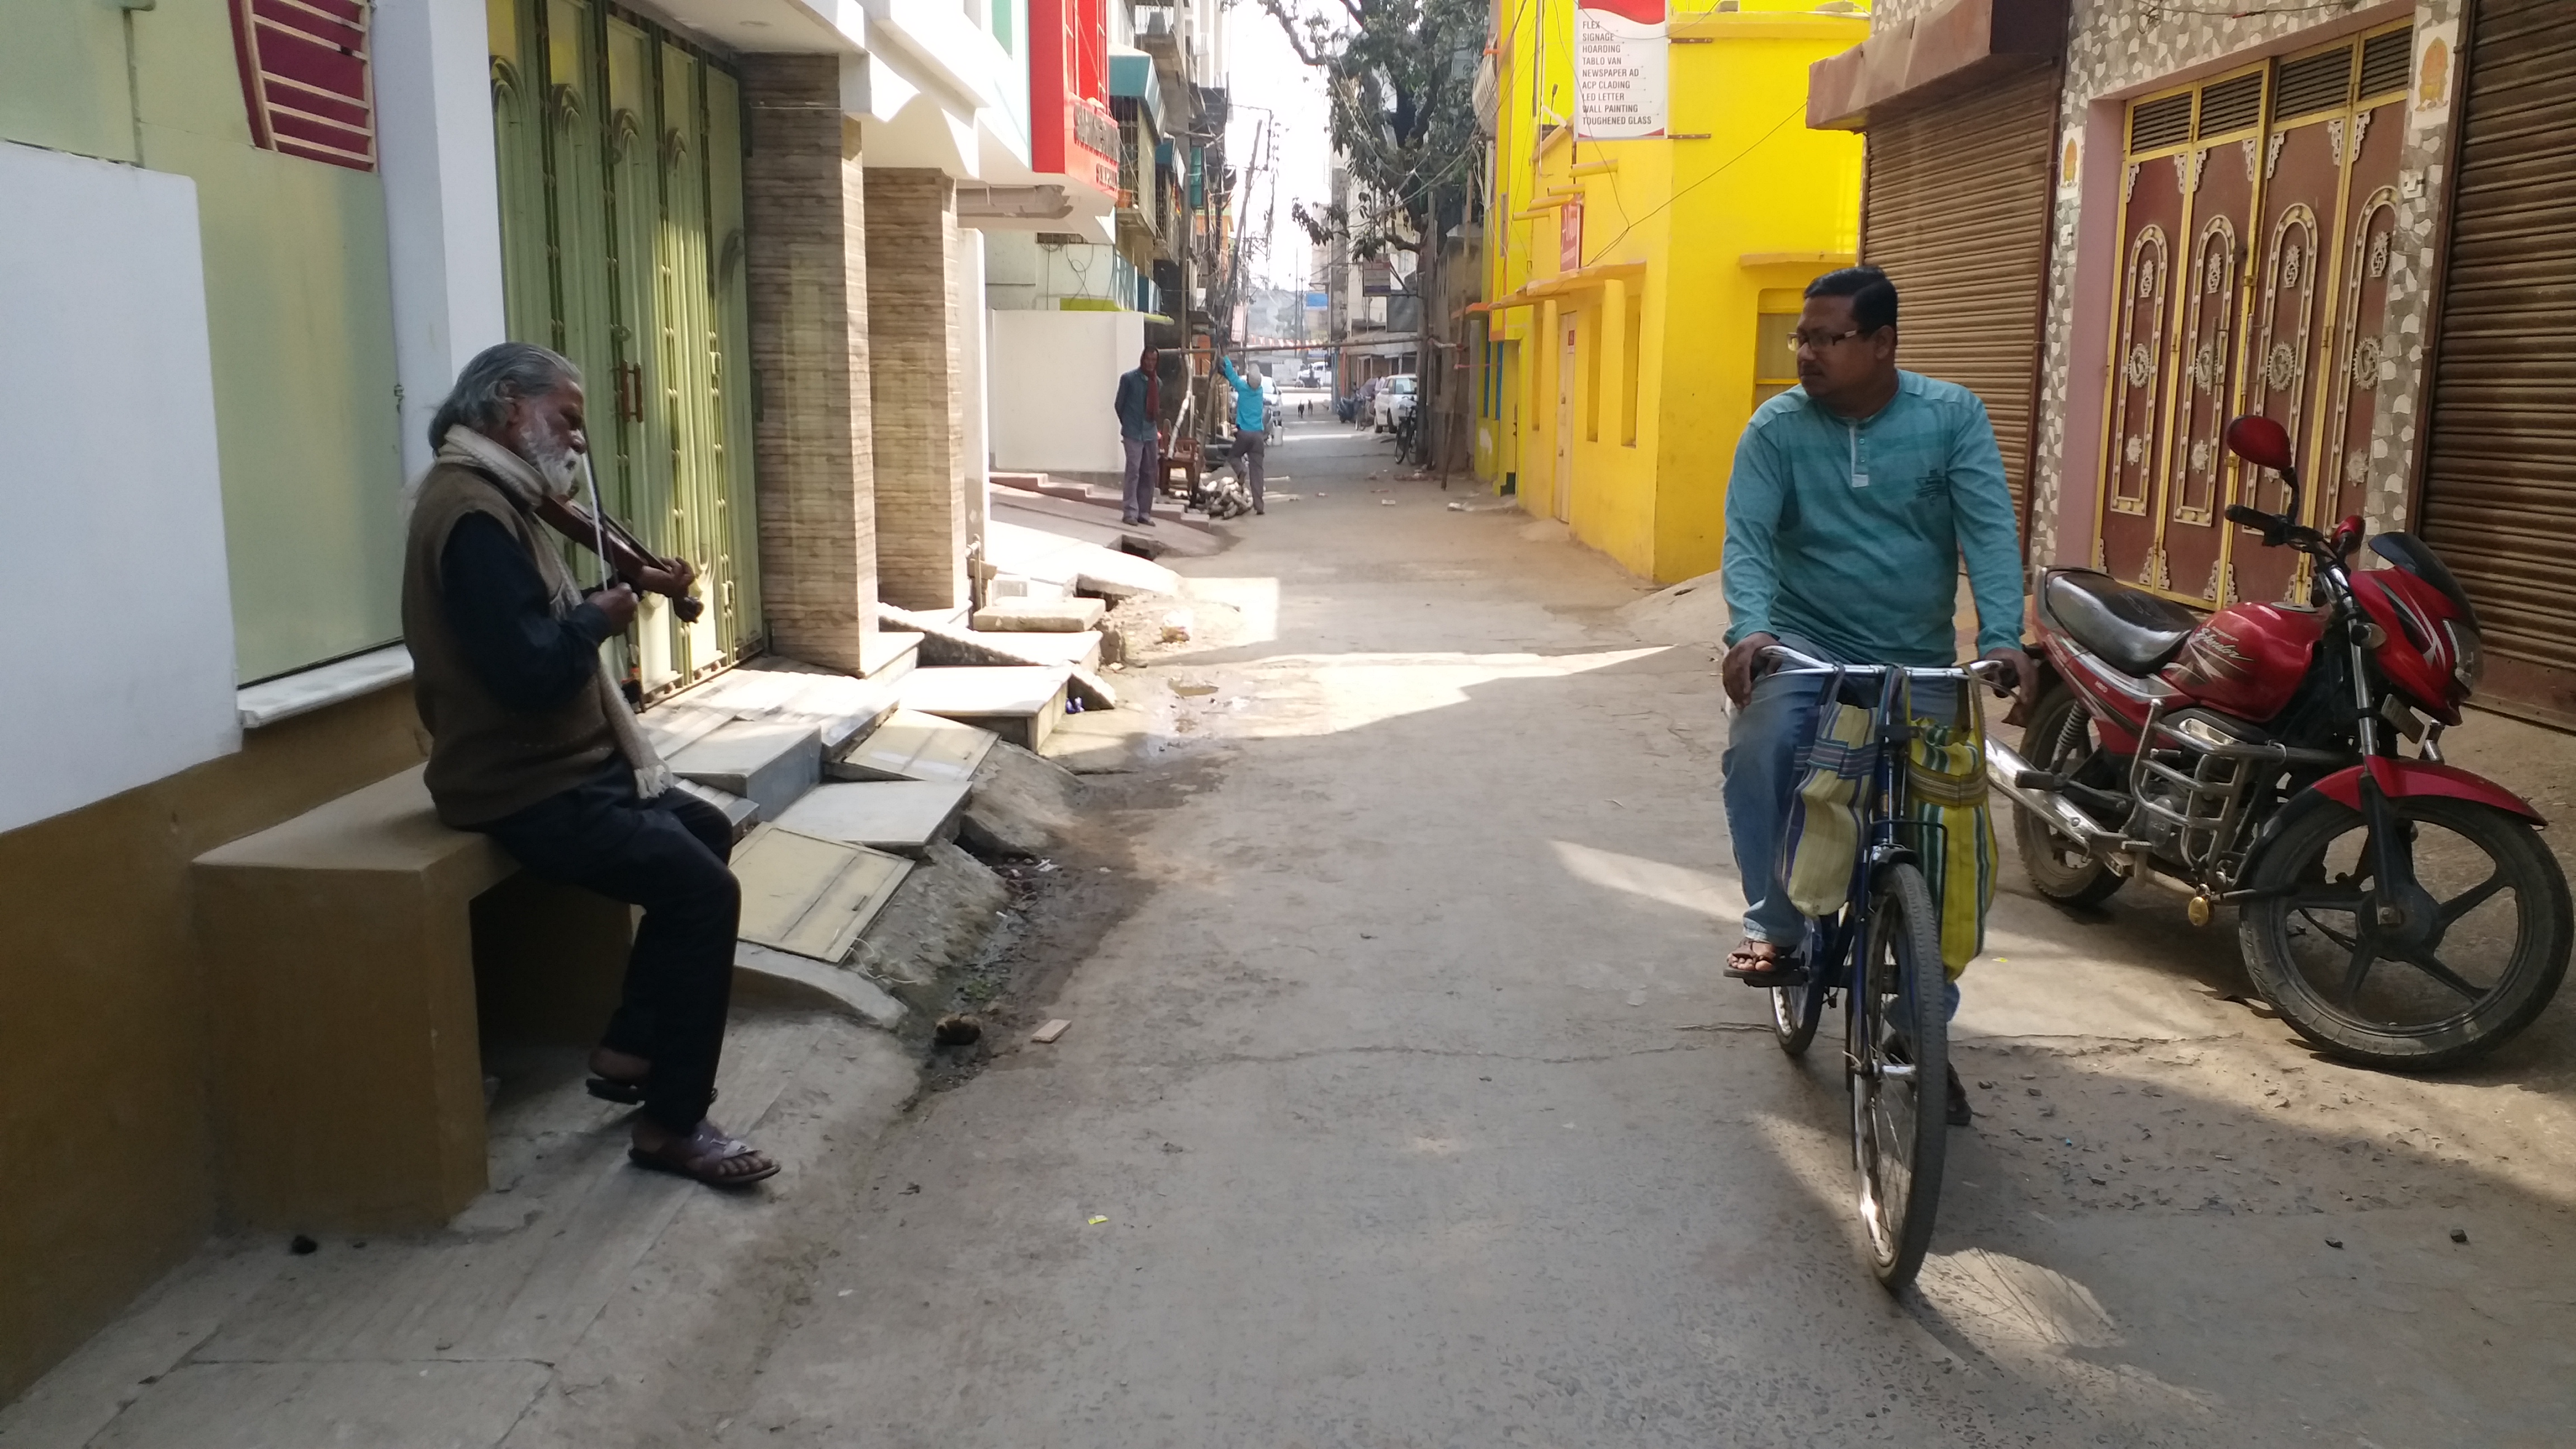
[2131,92,2194,151]
[2274,49,2354,120]
[2198,72,2266,135]
[2359,27,2412,97]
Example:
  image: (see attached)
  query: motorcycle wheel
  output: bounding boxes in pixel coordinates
[2012,686,2124,907]
[2238,793,2572,1070]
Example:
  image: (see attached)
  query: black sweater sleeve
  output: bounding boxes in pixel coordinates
[439,512,616,712]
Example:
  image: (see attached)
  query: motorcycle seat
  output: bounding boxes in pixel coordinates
[2041,569,2199,676]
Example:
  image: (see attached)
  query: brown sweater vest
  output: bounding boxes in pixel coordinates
[401,463,619,826]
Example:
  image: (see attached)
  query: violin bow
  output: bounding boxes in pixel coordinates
[579,452,613,594]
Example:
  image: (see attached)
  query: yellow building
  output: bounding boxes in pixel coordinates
[1474,0,1868,583]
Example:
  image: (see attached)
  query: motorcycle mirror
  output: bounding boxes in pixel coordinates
[2224,414,2294,472]
[2224,413,2301,520]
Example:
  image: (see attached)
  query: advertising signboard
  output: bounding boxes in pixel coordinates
[1574,0,1668,140]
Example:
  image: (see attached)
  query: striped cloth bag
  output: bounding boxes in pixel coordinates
[1781,675,1878,920]
[1902,676,1996,978]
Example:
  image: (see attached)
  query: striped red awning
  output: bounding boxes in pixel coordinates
[228,0,376,172]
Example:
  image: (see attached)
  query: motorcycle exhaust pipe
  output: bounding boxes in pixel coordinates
[1982,735,2116,847]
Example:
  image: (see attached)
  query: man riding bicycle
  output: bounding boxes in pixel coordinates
[1717,266,2034,1126]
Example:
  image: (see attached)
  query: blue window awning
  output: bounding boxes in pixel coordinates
[1108,51,1163,133]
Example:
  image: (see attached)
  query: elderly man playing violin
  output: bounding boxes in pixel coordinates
[400,342,776,1188]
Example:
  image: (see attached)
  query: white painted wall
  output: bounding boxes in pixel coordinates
[989,309,1143,474]
[374,0,508,479]
[957,226,992,556]
[0,145,239,835]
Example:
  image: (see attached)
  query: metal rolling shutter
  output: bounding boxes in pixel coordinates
[2419,0,2576,726]
[1860,65,2061,532]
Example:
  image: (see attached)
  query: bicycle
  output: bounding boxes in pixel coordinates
[1755,646,2011,1291]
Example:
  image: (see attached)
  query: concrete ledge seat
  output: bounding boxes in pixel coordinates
[191,765,630,1232]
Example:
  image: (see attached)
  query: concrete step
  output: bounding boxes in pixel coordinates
[895,665,1071,750]
[986,518,1182,600]
[880,602,1115,710]
[991,470,1093,503]
[978,628,1102,673]
[731,822,910,964]
[674,779,761,840]
[986,574,1068,602]
[972,596,1107,633]
[863,630,921,685]
[991,489,1221,543]
[828,708,999,785]
[667,720,821,821]
[642,657,896,774]
[773,780,973,858]
[688,660,896,756]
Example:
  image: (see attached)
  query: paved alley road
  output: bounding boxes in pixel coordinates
[8,434,2567,1449]
[678,418,2576,1448]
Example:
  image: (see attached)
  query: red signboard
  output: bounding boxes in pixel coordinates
[1560,196,1584,272]
[1029,0,1119,200]
[226,0,376,172]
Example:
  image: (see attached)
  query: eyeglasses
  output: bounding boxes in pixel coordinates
[1787,328,1867,353]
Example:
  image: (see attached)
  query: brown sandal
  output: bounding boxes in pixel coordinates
[1723,937,1807,986]
[628,1121,779,1188]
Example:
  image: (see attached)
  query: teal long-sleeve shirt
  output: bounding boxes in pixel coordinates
[1722,371,2024,667]
[1216,358,1266,433]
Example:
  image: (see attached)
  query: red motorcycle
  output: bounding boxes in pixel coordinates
[1988,415,2570,1068]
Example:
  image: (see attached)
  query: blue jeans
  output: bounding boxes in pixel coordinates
[1721,637,1964,1020]
[1721,636,1832,950]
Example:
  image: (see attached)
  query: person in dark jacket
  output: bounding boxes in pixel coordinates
[400,342,775,1189]
[1112,347,1162,525]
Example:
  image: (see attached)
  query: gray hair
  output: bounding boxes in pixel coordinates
[428,342,583,449]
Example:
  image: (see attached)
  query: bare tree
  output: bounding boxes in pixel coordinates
[1260,0,1482,466]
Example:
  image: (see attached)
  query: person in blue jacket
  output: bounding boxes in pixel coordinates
[1217,356,1269,515]
[1112,347,1162,526]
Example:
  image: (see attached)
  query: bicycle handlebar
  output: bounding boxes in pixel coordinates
[1756,645,2018,692]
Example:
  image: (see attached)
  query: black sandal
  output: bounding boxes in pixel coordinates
[586,1074,716,1107]
[585,1074,647,1105]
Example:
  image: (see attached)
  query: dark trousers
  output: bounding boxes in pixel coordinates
[1120,435,1158,522]
[1232,427,1267,508]
[480,763,740,1133]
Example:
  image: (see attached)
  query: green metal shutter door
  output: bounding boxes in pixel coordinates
[487,2,761,702]
[705,64,765,654]
[489,0,552,348]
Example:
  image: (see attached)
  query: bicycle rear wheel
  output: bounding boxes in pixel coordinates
[1849,861,1949,1291]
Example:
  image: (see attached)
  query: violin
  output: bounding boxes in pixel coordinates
[532,493,704,623]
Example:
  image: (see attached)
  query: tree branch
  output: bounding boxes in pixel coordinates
[1253,0,1334,68]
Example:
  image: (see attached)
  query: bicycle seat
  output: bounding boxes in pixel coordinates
[2039,569,2198,676]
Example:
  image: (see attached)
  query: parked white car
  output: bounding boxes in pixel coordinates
[1373,373,1418,433]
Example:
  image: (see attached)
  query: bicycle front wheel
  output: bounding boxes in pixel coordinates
[1849,861,1949,1291]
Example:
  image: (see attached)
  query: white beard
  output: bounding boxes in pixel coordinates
[529,438,584,499]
